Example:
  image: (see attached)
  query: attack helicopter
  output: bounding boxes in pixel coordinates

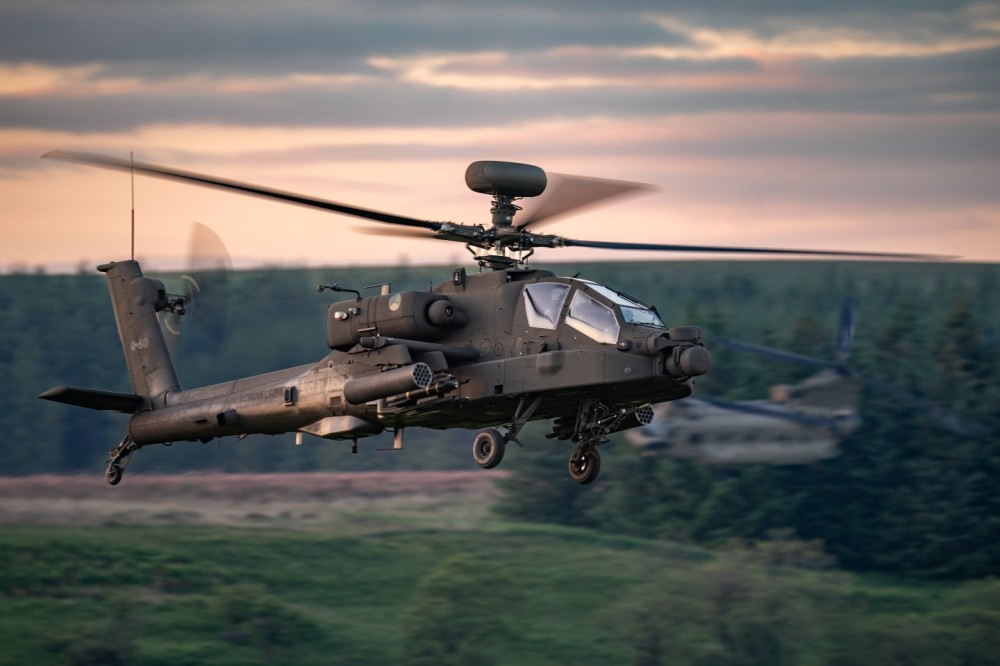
[38,151,934,485]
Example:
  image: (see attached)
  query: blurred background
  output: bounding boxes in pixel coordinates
[1,1,998,664]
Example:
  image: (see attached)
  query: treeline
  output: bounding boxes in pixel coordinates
[492,262,1000,581]
[2,260,998,579]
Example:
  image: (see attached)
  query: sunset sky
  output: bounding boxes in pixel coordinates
[2,0,999,272]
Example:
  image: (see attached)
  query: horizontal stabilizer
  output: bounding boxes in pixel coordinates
[39,386,144,413]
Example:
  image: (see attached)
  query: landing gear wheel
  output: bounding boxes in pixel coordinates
[105,463,123,486]
[568,447,601,484]
[472,428,506,469]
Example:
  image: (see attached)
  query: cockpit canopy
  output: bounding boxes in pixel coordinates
[521,279,665,344]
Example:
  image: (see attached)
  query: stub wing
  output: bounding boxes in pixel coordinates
[39,386,144,413]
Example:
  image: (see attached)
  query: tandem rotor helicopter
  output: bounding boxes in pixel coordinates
[628,298,984,464]
[39,150,935,485]
[627,299,865,464]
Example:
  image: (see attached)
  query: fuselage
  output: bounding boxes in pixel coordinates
[129,266,707,445]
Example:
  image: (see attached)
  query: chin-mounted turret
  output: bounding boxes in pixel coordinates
[644,326,712,379]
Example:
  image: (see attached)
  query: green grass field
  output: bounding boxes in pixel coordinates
[1,474,996,666]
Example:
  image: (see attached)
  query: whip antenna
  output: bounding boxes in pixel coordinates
[130,151,135,260]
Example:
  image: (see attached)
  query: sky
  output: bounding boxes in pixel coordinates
[2,0,999,273]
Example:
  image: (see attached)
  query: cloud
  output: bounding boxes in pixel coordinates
[1,1,996,136]
[1,0,999,268]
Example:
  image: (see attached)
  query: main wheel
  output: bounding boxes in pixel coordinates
[472,428,506,469]
[568,447,601,484]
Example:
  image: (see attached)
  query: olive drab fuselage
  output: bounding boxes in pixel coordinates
[113,261,708,444]
[41,258,710,485]
[320,265,708,431]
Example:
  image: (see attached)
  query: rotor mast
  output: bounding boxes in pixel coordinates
[464,160,547,269]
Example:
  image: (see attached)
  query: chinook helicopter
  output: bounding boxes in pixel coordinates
[39,151,933,485]
[628,298,984,463]
[627,299,864,464]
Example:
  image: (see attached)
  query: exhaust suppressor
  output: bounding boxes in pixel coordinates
[343,363,433,405]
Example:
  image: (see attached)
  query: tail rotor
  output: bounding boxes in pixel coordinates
[157,222,232,355]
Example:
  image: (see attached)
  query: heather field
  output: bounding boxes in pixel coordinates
[1,472,996,666]
[0,471,501,531]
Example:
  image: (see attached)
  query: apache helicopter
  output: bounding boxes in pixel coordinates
[38,151,932,485]
[627,300,864,464]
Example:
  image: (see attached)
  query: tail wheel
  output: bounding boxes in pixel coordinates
[472,428,506,469]
[105,463,123,486]
[568,447,601,484]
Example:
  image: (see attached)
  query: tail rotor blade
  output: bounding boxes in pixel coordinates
[153,223,231,356]
[183,223,231,346]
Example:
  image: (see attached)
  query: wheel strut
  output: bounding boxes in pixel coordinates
[471,396,542,470]
[505,396,541,447]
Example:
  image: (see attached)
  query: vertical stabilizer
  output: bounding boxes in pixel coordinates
[98,260,180,407]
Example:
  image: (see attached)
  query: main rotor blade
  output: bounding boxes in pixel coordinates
[352,225,438,240]
[556,237,949,260]
[43,150,442,231]
[516,173,655,230]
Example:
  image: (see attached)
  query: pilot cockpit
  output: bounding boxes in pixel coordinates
[581,282,666,328]
[523,282,569,329]
[522,280,665,345]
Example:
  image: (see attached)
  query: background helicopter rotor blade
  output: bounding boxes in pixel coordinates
[696,396,848,428]
[715,336,841,369]
[715,297,857,369]
[43,150,442,232]
[516,173,655,230]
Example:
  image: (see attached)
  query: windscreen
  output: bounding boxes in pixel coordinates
[566,290,619,344]
[584,282,665,328]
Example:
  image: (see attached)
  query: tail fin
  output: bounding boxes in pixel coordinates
[834,296,856,364]
[98,260,181,407]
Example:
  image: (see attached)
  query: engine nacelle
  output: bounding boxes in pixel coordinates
[327,292,466,349]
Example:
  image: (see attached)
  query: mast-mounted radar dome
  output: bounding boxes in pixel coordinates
[465,161,547,198]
